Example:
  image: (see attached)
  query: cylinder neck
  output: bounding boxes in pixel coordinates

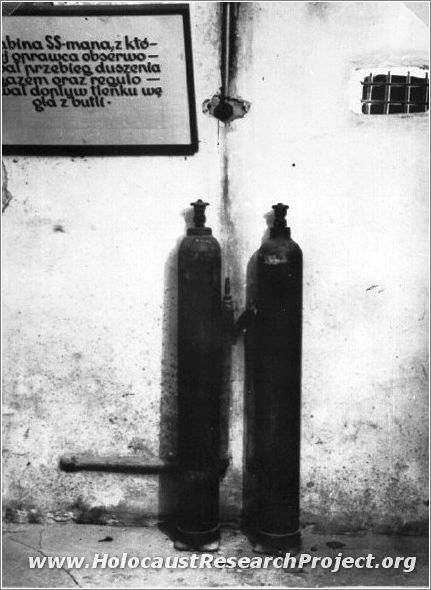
[270,226,291,239]
[187,227,212,235]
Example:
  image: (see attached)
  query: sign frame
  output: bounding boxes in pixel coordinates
[2,3,199,156]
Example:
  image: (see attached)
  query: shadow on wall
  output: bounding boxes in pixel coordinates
[158,207,195,530]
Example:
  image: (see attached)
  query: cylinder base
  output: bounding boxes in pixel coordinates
[174,526,220,552]
[253,529,301,555]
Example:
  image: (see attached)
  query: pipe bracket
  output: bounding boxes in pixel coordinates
[202,94,251,124]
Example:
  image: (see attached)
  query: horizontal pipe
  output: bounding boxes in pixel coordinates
[59,453,230,477]
[60,454,231,477]
[59,454,177,474]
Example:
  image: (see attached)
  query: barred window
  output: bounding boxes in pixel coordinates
[361,70,429,115]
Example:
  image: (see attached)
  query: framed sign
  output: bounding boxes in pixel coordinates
[2,3,198,155]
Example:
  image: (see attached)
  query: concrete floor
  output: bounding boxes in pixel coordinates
[2,523,429,588]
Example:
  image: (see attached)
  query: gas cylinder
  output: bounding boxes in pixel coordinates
[176,199,222,550]
[253,203,303,552]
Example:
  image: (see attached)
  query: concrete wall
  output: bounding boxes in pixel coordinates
[2,1,429,533]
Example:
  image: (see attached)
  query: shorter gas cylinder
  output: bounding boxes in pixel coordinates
[253,203,303,552]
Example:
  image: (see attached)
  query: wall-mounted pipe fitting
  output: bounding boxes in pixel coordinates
[203,2,251,124]
[203,94,250,124]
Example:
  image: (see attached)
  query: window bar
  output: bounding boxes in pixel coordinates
[384,70,391,115]
[366,72,373,115]
[425,71,429,113]
[405,71,411,114]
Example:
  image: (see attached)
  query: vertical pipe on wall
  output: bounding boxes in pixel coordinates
[221,2,232,99]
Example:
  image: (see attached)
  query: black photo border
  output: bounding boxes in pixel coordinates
[2,3,199,156]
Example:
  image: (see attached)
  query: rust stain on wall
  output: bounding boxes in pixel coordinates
[2,161,13,213]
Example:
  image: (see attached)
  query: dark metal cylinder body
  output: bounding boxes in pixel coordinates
[177,222,222,547]
[254,216,303,550]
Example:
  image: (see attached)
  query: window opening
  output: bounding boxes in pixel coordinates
[361,70,429,114]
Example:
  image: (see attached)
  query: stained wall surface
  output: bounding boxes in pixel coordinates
[2,1,429,532]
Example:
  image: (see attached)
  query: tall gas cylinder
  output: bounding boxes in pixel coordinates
[176,199,222,550]
[254,203,303,552]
